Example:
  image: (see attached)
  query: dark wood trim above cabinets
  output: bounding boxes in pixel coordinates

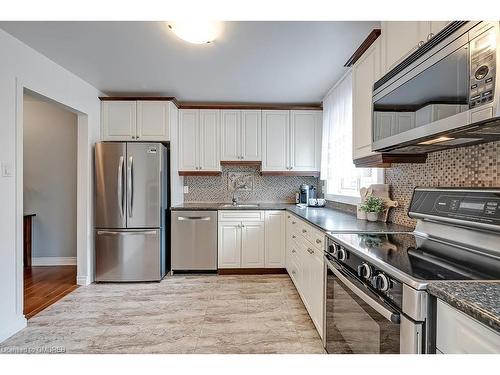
[178,171,222,177]
[353,153,427,168]
[220,161,262,167]
[98,96,322,111]
[99,96,181,108]
[344,29,382,67]
[218,268,287,275]
[260,171,320,177]
[179,102,323,110]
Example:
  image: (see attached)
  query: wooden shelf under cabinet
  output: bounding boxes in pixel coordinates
[353,153,427,168]
[178,171,222,176]
[260,171,320,177]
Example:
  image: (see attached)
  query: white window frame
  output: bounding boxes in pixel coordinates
[325,169,385,205]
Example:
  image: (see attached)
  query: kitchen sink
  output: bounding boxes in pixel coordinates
[220,204,259,208]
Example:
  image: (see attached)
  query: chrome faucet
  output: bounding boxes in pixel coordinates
[232,191,238,206]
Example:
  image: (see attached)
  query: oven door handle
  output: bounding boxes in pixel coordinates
[326,258,401,324]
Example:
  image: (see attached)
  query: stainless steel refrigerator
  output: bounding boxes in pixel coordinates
[94,142,169,282]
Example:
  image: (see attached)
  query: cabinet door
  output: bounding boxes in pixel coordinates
[265,211,285,268]
[136,101,170,141]
[375,112,396,140]
[101,101,137,141]
[241,110,262,161]
[309,252,324,338]
[178,109,199,171]
[199,110,220,171]
[220,110,241,161]
[382,21,429,73]
[352,39,381,159]
[262,110,289,171]
[241,221,265,268]
[290,110,322,171]
[218,222,241,268]
[395,112,415,134]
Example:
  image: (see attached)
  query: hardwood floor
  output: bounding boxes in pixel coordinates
[24,266,78,319]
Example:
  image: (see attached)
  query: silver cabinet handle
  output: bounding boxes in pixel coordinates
[292,235,296,239]
[417,40,425,48]
[97,230,157,236]
[291,249,296,253]
[291,270,296,275]
[117,156,124,218]
[427,33,434,41]
[292,221,296,224]
[316,239,322,244]
[127,156,133,218]
[307,248,314,254]
[302,229,307,233]
[177,216,211,221]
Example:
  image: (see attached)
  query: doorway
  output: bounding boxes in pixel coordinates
[22,92,79,318]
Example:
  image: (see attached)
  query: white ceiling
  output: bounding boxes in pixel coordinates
[0,21,379,103]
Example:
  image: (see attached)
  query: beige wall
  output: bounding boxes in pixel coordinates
[23,94,77,259]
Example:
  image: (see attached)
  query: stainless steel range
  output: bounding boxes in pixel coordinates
[324,187,500,354]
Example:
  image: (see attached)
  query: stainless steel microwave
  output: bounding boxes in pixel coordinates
[372,21,500,153]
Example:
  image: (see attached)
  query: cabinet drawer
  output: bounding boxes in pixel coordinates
[218,210,264,222]
[436,300,500,354]
[299,222,324,251]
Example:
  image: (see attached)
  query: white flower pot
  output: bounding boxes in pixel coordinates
[366,212,379,222]
[357,204,367,220]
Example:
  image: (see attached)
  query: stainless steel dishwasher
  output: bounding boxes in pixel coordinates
[171,210,218,273]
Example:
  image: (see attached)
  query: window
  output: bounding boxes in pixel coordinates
[320,72,383,205]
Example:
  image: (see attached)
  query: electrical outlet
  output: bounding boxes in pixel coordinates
[183,186,189,194]
[1,162,13,177]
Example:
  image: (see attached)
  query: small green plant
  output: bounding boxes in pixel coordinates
[360,195,384,214]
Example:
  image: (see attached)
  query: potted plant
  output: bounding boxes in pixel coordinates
[360,195,384,222]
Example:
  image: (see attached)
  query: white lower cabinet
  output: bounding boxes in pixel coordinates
[436,300,500,354]
[217,211,271,269]
[241,222,265,268]
[285,213,324,338]
[265,211,286,267]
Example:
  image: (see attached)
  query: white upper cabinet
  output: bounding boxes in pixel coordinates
[220,110,261,161]
[241,110,261,161]
[178,109,221,172]
[262,110,289,171]
[102,100,172,141]
[262,110,322,172]
[136,101,171,141]
[101,101,137,141]
[221,110,241,161]
[352,38,381,160]
[199,109,220,171]
[381,21,451,74]
[290,110,322,171]
[178,109,199,171]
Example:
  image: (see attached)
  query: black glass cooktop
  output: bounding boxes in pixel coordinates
[332,232,500,282]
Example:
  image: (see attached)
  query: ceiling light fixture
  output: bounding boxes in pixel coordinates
[167,21,223,44]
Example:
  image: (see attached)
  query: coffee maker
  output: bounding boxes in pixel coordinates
[298,184,316,205]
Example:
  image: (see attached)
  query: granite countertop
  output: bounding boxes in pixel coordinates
[170,202,413,233]
[427,281,500,334]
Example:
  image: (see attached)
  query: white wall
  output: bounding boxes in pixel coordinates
[0,29,102,342]
[24,94,78,261]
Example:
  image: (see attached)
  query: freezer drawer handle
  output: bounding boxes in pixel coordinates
[177,216,212,221]
[97,230,157,236]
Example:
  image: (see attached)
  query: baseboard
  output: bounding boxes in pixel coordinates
[76,275,90,286]
[32,257,77,266]
[218,268,287,275]
[0,315,27,344]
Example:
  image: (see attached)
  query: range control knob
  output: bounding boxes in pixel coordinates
[357,263,372,279]
[328,243,339,256]
[336,247,348,261]
[372,273,390,292]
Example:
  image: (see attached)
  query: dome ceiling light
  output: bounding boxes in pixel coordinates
[167,21,223,44]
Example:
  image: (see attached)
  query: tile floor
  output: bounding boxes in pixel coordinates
[0,274,325,354]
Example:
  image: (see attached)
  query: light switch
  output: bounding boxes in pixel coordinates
[1,162,13,177]
[183,186,189,194]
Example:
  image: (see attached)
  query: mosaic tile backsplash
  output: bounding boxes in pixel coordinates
[184,166,319,203]
[385,141,500,228]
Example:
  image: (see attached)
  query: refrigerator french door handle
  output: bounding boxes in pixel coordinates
[117,156,124,218]
[127,156,134,218]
